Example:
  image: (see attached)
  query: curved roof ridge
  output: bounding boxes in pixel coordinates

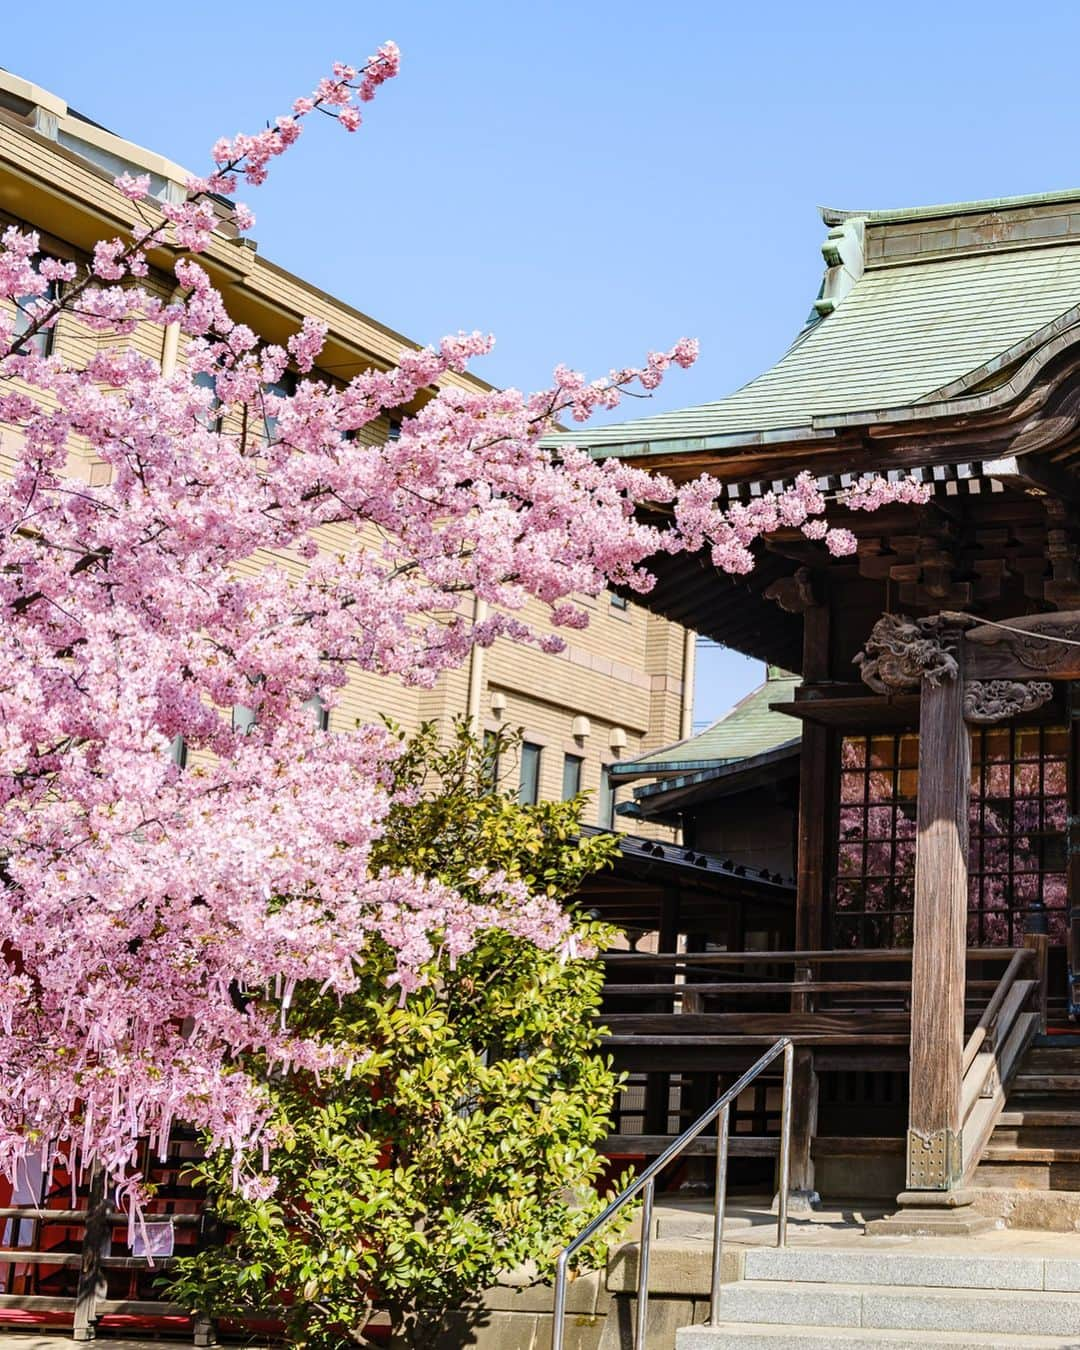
[823,185,1080,227]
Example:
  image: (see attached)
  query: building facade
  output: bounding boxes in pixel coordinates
[0,68,692,835]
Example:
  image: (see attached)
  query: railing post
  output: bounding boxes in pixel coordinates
[547,1039,789,1350]
[634,1178,655,1350]
[777,1040,794,1247]
[73,1166,108,1342]
[551,1250,569,1350]
[1024,924,1049,1036]
[708,1102,730,1324]
[787,966,820,1209]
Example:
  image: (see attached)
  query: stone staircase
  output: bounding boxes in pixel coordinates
[675,1247,1080,1348]
[967,1040,1080,1227]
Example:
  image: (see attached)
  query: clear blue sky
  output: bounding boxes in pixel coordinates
[3,0,1076,725]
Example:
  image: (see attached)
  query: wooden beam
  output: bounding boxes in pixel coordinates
[962,610,1080,681]
[907,641,970,1191]
[795,604,830,953]
[773,696,920,729]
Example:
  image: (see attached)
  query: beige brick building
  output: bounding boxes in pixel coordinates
[0,69,693,835]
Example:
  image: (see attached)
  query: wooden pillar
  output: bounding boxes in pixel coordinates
[794,600,830,952]
[907,653,970,1190]
[789,600,828,1201]
[644,890,680,1136]
[73,1166,109,1341]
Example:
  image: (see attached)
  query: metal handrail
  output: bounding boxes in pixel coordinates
[550,1037,794,1350]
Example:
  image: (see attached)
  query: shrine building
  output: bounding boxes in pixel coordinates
[564,188,1080,1228]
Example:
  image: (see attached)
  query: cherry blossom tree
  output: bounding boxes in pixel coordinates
[0,43,925,1207]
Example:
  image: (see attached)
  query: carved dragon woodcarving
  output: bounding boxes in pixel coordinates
[854,613,960,693]
[962,679,1054,723]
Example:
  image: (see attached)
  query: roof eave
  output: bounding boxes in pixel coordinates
[575,316,1080,467]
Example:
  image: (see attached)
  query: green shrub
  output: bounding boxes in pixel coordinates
[169,723,628,1347]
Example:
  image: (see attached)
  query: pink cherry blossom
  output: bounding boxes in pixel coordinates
[0,47,914,1208]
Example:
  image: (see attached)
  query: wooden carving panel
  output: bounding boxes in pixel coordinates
[962,611,1080,681]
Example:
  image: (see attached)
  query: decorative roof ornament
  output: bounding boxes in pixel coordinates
[813,215,866,317]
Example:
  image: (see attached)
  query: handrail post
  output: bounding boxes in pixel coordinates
[635,1178,655,1349]
[1024,928,1049,1035]
[551,1250,569,1350]
[778,1040,794,1247]
[709,1102,730,1324]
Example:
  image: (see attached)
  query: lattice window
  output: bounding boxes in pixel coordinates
[970,725,1067,945]
[834,733,919,948]
[832,727,1068,948]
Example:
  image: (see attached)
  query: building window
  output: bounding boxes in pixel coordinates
[833,733,918,949]
[518,742,542,806]
[482,730,501,790]
[260,370,297,445]
[598,767,617,828]
[609,592,629,611]
[970,724,1067,946]
[193,369,223,430]
[562,753,583,800]
[168,734,188,769]
[232,704,257,734]
[13,274,58,356]
[304,693,330,731]
[831,727,1068,948]
[387,416,402,442]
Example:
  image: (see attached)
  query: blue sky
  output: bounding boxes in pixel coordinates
[4,0,1077,724]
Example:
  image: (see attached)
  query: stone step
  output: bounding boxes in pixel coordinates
[740,1245,1080,1291]
[677,1326,1080,1349]
[697,1282,1080,1337]
[653,1207,753,1240]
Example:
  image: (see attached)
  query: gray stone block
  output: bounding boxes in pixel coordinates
[742,1245,1046,1290]
[1044,1258,1080,1292]
[862,1285,1080,1337]
[701,1281,862,1327]
[481,1269,603,1315]
[598,1293,696,1350]
[675,1329,1080,1349]
[433,1309,540,1349]
[605,1240,742,1295]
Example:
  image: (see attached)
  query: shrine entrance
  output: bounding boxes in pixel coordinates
[852,609,1080,1196]
[831,722,1072,1014]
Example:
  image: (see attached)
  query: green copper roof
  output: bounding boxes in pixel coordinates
[612,668,800,780]
[548,190,1080,459]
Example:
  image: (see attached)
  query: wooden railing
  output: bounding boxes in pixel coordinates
[599,947,1025,1046]
[598,946,1046,1177]
[959,937,1045,1182]
[0,1179,214,1343]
